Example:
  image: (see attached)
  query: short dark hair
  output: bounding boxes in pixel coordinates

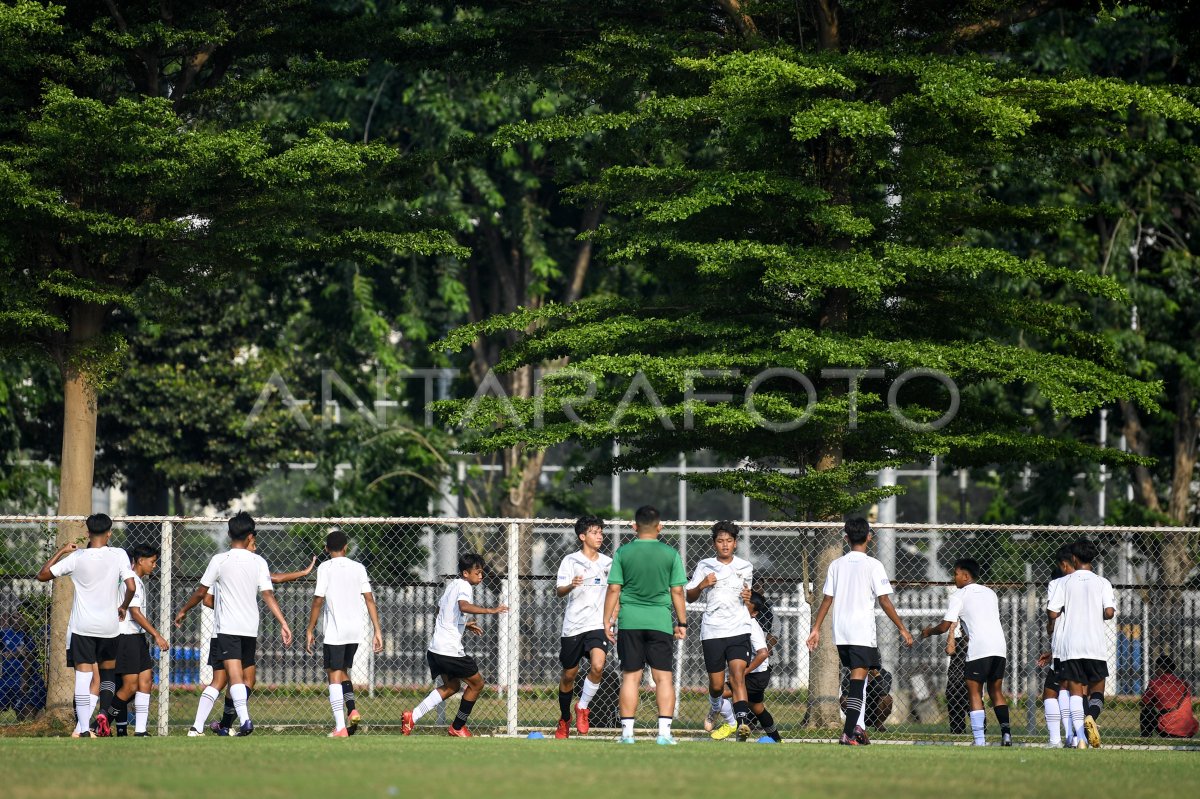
[1055,544,1074,566]
[1071,537,1098,565]
[844,517,870,545]
[86,513,112,535]
[712,520,739,541]
[749,590,770,617]
[325,529,349,553]
[575,515,604,539]
[228,511,255,541]
[1155,654,1177,673]
[458,553,485,575]
[129,543,160,564]
[634,505,660,529]
[954,558,980,580]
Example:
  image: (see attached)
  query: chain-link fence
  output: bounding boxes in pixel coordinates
[2,516,1198,743]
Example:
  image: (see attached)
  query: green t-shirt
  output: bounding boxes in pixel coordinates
[608,538,687,634]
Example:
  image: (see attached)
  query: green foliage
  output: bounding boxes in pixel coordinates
[434,2,1191,520]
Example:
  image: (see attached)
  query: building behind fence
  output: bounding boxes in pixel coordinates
[1,516,1197,740]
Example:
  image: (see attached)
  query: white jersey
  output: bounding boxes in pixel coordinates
[686,556,753,640]
[51,546,135,638]
[1047,569,1115,662]
[314,557,372,645]
[822,551,892,647]
[200,548,273,637]
[943,583,1006,661]
[1046,575,1068,658]
[428,578,473,657]
[556,551,613,637]
[118,574,146,635]
[749,616,770,674]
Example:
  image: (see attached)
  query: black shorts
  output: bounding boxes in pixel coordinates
[323,643,358,671]
[837,645,881,671]
[115,633,153,675]
[207,638,223,670]
[616,629,674,672]
[963,655,1006,684]
[427,651,480,681]
[1042,659,1062,693]
[702,634,753,673]
[213,634,257,667]
[1059,658,1108,686]
[558,630,610,670]
[746,669,771,704]
[68,634,117,667]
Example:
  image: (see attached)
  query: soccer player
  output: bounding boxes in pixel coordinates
[1036,545,1076,747]
[174,511,293,737]
[602,505,688,746]
[553,514,612,738]
[402,553,507,737]
[205,543,315,735]
[1048,537,1116,749]
[921,558,1011,746]
[37,513,136,738]
[744,591,781,742]
[685,520,753,741]
[806,517,913,746]
[112,544,170,736]
[305,529,384,737]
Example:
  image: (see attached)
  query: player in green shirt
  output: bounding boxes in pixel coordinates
[603,505,688,745]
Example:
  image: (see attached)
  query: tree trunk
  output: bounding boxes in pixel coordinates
[1158,380,1198,660]
[45,302,106,724]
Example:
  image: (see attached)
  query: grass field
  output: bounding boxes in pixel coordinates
[2,735,1198,799]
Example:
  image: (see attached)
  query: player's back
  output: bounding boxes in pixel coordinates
[1054,570,1115,661]
[950,583,1006,660]
[316,557,371,644]
[56,547,131,637]
[205,549,271,637]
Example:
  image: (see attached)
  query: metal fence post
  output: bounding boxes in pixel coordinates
[157,519,173,737]
[505,521,520,736]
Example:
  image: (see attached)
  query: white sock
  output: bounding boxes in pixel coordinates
[720,698,735,726]
[1059,689,1073,743]
[194,686,219,730]
[970,709,986,745]
[1043,698,1061,745]
[134,692,150,734]
[74,671,92,733]
[412,688,443,723]
[621,717,635,739]
[329,683,345,730]
[1070,695,1086,744]
[578,678,600,710]
[230,683,250,725]
[857,675,869,729]
[708,693,722,713]
[658,716,672,738]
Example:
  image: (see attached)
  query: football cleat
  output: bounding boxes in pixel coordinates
[736,722,752,742]
[134,732,150,737]
[234,720,254,737]
[575,704,590,735]
[94,712,111,737]
[116,725,128,738]
[616,736,636,744]
[703,709,719,733]
[210,721,229,735]
[1001,733,1013,747]
[854,725,871,745]
[329,727,349,738]
[655,735,678,746]
[401,711,414,736]
[1084,716,1101,749]
[555,719,570,739]
[1076,738,1088,749]
[710,722,736,740]
[839,733,860,746]
[71,730,96,739]
[447,725,472,738]
[347,709,361,736]
[187,727,205,737]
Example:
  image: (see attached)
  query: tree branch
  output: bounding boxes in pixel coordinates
[717,0,759,38]
[946,0,1057,47]
[562,204,603,304]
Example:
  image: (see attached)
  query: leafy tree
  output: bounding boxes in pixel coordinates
[0,1,455,722]
[435,0,1196,726]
